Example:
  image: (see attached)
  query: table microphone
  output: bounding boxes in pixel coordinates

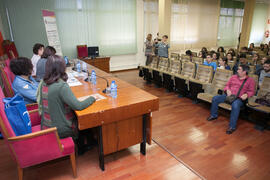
[84,70,110,94]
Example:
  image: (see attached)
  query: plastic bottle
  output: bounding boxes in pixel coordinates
[82,62,87,72]
[76,62,81,73]
[64,56,69,65]
[90,70,96,85]
[110,80,117,98]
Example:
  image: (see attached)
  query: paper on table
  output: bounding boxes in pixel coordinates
[67,72,82,87]
[78,93,107,102]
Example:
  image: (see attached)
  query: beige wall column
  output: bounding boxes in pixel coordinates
[158,0,171,40]
[239,0,256,48]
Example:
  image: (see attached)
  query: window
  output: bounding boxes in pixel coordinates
[144,0,159,40]
[217,8,244,47]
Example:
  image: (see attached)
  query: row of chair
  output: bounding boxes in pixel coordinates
[139,56,260,110]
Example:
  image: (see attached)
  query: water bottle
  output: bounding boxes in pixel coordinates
[64,56,69,65]
[90,70,96,85]
[110,80,117,98]
[82,62,87,72]
[76,62,81,73]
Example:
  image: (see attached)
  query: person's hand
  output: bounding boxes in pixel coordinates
[240,93,248,100]
[226,90,232,96]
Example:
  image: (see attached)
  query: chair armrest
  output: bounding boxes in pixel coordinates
[248,96,258,106]
[28,109,41,126]
[7,128,68,168]
[26,103,38,111]
[8,127,63,151]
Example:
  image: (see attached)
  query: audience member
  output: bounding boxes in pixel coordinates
[203,53,217,71]
[185,50,192,61]
[144,34,154,65]
[240,47,248,54]
[31,43,44,76]
[233,53,249,74]
[201,47,208,54]
[207,65,255,134]
[255,56,269,75]
[212,52,219,61]
[252,53,259,65]
[226,53,234,62]
[155,35,170,58]
[228,48,236,57]
[10,57,39,104]
[36,46,56,82]
[218,57,230,70]
[217,46,225,57]
[263,44,269,54]
[198,51,206,58]
[259,59,270,87]
[37,55,96,153]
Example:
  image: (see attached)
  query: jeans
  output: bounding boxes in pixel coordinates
[210,94,244,129]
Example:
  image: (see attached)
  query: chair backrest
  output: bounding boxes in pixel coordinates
[181,54,191,62]
[170,53,180,60]
[248,73,259,91]
[212,69,233,90]
[249,65,255,74]
[0,66,14,97]
[4,58,15,82]
[158,57,170,71]
[181,62,196,78]
[192,57,204,65]
[149,56,159,68]
[168,59,181,74]
[195,65,214,83]
[258,77,270,98]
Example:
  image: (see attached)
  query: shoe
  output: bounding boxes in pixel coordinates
[226,128,236,134]
[207,116,217,121]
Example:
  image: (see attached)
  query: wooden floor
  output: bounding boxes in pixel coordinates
[114,70,270,180]
[1,69,270,180]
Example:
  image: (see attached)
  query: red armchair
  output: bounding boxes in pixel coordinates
[0,88,77,180]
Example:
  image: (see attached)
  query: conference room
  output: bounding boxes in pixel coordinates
[0,0,270,180]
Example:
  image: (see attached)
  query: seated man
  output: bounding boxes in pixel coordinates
[207,65,255,134]
[10,57,39,104]
[259,59,270,87]
[233,53,250,74]
[203,53,217,71]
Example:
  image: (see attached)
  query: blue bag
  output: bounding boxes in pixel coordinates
[3,94,32,136]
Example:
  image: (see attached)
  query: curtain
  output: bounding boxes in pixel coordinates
[217,0,244,47]
[170,0,219,50]
[249,3,268,45]
[0,0,137,58]
[143,0,159,40]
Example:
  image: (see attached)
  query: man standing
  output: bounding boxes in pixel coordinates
[207,65,255,134]
[31,43,44,76]
[155,35,170,58]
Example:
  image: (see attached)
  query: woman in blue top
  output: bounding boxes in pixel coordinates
[10,57,39,104]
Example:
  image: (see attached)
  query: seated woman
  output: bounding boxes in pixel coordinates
[212,52,219,61]
[217,46,225,57]
[37,55,96,152]
[36,46,56,82]
[10,57,39,104]
[218,57,231,70]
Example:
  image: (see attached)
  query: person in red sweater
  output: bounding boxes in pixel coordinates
[207,65,255,134]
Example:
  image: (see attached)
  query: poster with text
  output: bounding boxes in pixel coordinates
[42,10,63,56]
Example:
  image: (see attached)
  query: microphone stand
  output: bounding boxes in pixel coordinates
[84,70,110,94]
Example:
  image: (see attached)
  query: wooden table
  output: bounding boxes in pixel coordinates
[80,56,110,73]
[70,63,159,170]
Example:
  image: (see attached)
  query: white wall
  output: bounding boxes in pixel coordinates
[109,0,145,71]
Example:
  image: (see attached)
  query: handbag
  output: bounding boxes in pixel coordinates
[225,78,248,104]
[3,94,32,136]
[255,92,270,107]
